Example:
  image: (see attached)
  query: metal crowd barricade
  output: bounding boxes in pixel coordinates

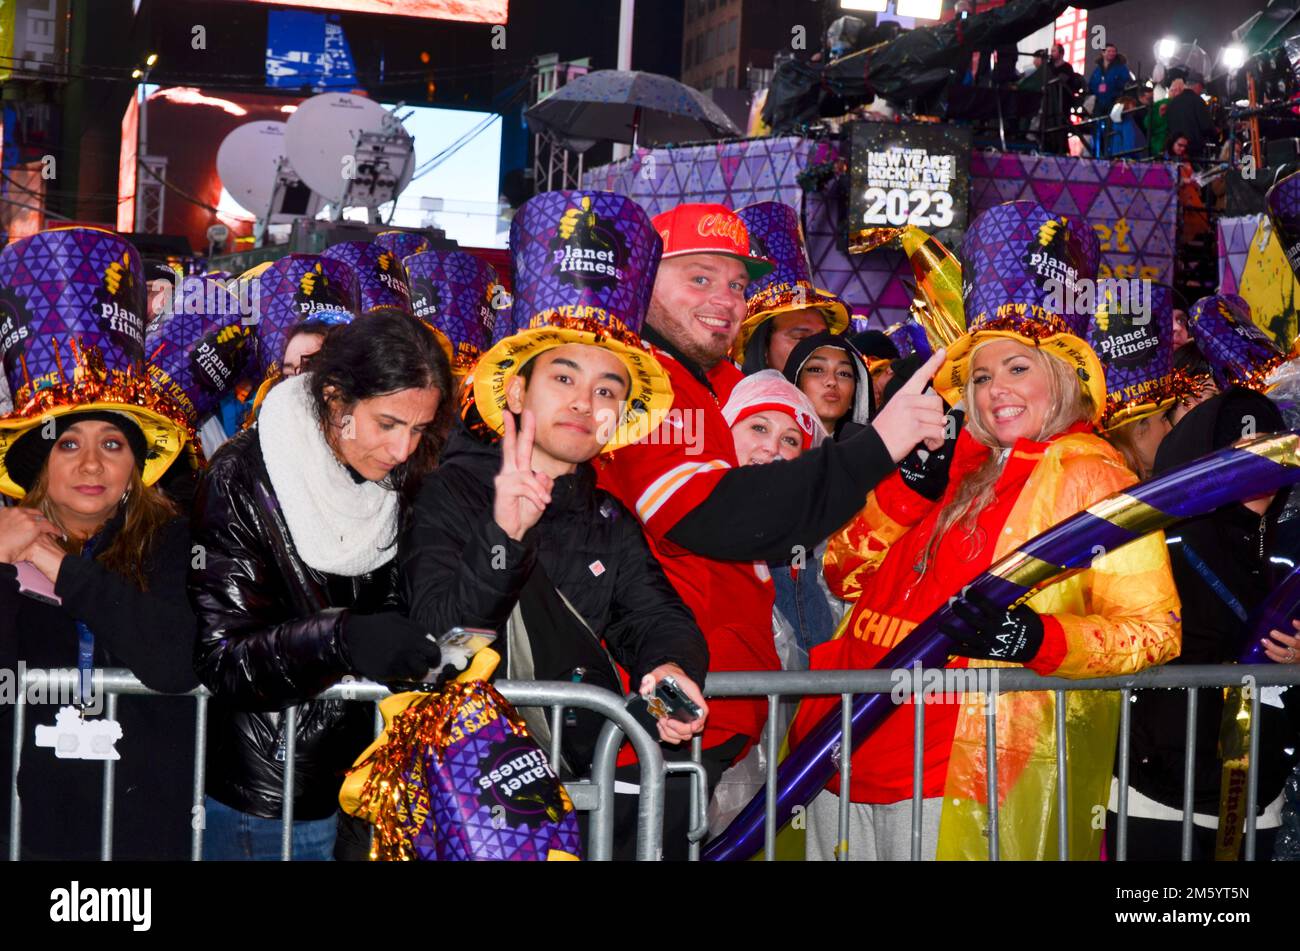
[7,668,666,862]
[694,664,1300,862]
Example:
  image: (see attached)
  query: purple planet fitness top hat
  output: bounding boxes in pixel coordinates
[508,189,662,335]
[252,253,359,379]
[1266,169,1300,279]
[374,230,433,264]
[1188,294,1286,392]
[0,226,148,398]
[145,278,254,423]
[321,240,412,315]
[404,250,496,372]
[1086,281,1183,428]
[0,226,189,496]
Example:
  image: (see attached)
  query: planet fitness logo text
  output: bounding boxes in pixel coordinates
[474,736,569,831]
[98,256,144,348]
[550,198,626,291]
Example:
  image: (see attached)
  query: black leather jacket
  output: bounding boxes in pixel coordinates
[189,428,397,820]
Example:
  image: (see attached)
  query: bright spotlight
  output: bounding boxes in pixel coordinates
[1222,45,1247,71]
[1156,37,1178,62]
[896,0,943,19]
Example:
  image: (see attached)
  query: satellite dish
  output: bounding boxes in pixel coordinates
[284,93,415,214]
[216,120,322,223]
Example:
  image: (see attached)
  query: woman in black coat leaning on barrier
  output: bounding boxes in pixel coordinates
[0,413,199,860]
[188,313,454,861]
[1108,389,1300,859]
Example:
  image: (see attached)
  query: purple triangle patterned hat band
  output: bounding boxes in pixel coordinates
[321,240,412,316]
[0,226,148,404]
[374,230,433,263]
[1189,294,1286,392]
[145,279,255,422]
[404,250,496,371]
[253,253,359,379]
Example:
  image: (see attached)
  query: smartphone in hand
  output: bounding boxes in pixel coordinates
[14,561,60,606]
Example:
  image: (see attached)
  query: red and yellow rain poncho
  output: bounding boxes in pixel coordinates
[789,422,1182,859]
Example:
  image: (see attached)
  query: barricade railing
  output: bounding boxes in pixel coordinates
[6,669,665,862]
[10,665,1300,862]
[694,665,1300,862]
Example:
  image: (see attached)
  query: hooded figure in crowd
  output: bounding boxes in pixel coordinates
[1111,388,1299,860]
[782,331,874,441]
[0,228,199,860]
[790,202,1182,861]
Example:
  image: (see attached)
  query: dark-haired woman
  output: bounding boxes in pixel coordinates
[189,313,454,860]
[0,415,199,860]
[782,332,874,441]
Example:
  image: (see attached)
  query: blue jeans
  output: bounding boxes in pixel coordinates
[772,561,838,656]
[202,796,337,861]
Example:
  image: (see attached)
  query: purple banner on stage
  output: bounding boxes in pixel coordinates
[582,137,814,220]
[585,138,1179,330]
[1217,214,1300,349]
[970,152,1177,283]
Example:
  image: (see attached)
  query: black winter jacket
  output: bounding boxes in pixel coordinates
[0,514,198,860]
[189,428,394,820]
[1127,390,1300,814]
[400,426,709,710]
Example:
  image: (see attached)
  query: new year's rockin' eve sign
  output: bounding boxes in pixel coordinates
[848,121,971,250]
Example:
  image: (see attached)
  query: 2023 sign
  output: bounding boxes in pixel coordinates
[859,186,956,229]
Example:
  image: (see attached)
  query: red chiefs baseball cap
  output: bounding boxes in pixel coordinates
[651,203,775,282]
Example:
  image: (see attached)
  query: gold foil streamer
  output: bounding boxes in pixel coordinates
[899,227,965,347]
[8,337,194,446]
[348,680,530,862]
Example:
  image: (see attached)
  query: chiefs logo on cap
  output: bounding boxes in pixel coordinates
[650,203,774,280]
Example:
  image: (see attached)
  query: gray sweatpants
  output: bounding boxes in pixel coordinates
[805,789,943,861]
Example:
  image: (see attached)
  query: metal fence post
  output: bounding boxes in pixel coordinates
[911,690,924,862]
[1181,689,1198,861]
[8,679,24,861]
[1116,688,1132,861]
[280,705,298,862]
[100,691,119,861]
[1054,690,1068,860]
[191,693,208,861]
[985,686,999,861]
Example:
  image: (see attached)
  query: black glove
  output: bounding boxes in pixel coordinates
[939,589,1044,663]
[897,408,964,502]
[340,611,442,683]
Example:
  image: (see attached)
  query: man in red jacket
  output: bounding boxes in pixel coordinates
[595,202,948,857]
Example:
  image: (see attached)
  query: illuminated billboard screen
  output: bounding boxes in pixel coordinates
[121,87,505,252]
[245,1,507,23]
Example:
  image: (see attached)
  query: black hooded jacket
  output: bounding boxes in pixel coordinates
[399,425,709,698]
[188,428,393,820]
[1126,390,1300,814]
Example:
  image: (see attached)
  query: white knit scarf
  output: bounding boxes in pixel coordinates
[258,374,398,576]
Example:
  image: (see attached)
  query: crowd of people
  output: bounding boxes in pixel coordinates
[0,189,1298,862]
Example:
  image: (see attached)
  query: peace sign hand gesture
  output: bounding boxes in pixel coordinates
[493,410,554,542]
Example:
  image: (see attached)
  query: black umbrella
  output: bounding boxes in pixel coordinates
[525,69,741,148]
